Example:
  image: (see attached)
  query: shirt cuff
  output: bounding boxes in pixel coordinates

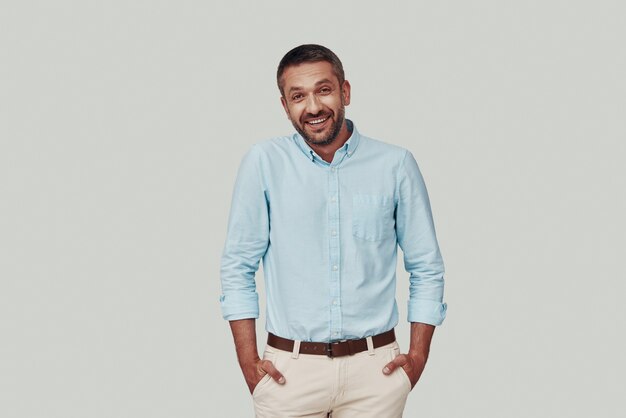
[220,292,260,321]
[407,299,447,326]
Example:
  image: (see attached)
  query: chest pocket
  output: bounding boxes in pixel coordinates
[352,194,395,241]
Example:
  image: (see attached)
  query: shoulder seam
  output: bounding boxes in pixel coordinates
[395,150,410,202]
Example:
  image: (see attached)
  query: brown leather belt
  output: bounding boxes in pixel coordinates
[267,329,395,358]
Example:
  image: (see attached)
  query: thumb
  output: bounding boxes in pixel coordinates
[260,359,286,384]
[382,355,406,375]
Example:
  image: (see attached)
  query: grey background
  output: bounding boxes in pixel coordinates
[1,1,624,417]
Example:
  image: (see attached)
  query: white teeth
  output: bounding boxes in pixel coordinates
[308,117,327,124]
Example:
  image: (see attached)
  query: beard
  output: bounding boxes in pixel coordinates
[293,106,345,147]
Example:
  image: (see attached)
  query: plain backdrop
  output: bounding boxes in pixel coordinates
[1,1,625,417]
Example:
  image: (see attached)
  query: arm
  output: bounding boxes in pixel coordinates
[383,151,446,387]
[408,322,435,362]
[220,146,268,321]
[396,151,447,326]
[229,319,285,394]
[220,146,284,393]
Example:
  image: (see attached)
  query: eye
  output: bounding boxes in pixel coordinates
[292,94,303,101]
[319,87,331,94]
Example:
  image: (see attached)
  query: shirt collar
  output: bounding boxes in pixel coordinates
[294,119,361,162]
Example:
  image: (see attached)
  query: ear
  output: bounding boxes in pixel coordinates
[341,80,351,106]
[280,96,291,120]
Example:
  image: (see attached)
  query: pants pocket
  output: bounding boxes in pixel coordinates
[252,349,276,397]
[251,374,272,397]
[392,345,413,393]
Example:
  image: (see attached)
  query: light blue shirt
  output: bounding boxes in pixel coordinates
[220,120,446,342]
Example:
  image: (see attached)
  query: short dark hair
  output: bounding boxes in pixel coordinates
[277,44,345,96]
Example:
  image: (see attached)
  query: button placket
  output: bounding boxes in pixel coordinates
[328,165,342,340]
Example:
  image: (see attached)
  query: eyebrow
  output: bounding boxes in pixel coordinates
[288,79,335,93]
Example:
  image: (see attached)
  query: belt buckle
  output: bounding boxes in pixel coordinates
[325,342,334,358]
[326,340,355,358]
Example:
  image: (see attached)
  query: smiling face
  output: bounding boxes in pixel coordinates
[280,61,351,146]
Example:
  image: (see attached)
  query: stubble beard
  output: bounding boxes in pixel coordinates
[294,106,345,147]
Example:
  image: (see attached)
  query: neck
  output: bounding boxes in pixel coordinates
[307,121,351,163]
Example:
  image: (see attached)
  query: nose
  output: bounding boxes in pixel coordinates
[305,93,322,115]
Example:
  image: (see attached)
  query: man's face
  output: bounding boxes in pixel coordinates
[280,61,351,146]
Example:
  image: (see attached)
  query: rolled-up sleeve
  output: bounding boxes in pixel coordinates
[395,151,447,326]
[220,145,269,320]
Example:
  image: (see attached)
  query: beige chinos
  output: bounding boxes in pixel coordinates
[252,341,412,418]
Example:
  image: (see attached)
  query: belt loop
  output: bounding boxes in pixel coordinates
[366,336,375,355]
[291,340,301,359]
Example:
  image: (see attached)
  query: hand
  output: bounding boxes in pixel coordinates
[243,358,285,394]
[382,352,427,390]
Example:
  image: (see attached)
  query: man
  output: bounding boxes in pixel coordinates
[220,44,446,418]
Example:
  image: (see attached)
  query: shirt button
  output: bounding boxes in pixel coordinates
[330,197,336,203]
[331,230,337,236]
[330,167,336,172]
[332,300,338,305]
[332,265,338,271]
